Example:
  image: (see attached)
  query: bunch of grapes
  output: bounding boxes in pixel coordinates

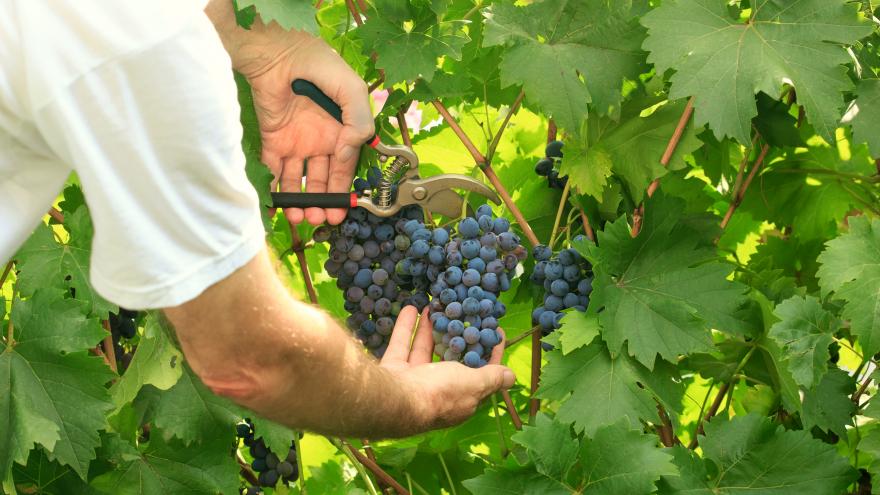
[108,308,138,370]
[314,167,428,358]
[530,239,593,350]
[236,420,299,493]
[398,204,526,368]
[533,140,568,190]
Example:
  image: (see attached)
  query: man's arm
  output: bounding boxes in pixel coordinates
[164,248,515,438]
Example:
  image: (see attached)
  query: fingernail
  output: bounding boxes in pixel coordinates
[502,369,515,388]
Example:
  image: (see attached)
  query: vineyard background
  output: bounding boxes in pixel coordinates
[2,0,880,494]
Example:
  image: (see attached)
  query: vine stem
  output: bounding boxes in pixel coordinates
[339,440,410,495]
[490,394,511,456]
[345,0,364,26]
[529,329,541,421]
[290,227,319,305]
[853,373,872,404]
[656,403,677,447]
[579,209,596,243]
[338,441,380,495]
[644,96,695,198]
[507,325,540,347]
[720,142,770,230]
[730,134,760,198]
[293,434,306,493]
[6,319,12,347]
[437,453,458,495]
[101,320,118,373]
[0,261,13,289]
[486,89,525,164]
[501,390,523,430]
[397,110,413,147]
[430,100,540,247]
[47,207,64,224]
[547,119,557,143]
[548,179,572,249]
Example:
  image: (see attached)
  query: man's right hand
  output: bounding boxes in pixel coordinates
[380,306,516,430]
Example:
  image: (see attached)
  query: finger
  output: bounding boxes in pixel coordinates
[476,364,516,398]
[303,155,330,225]
[488,328,506,365]
[327,79,373,226]
[382,305,419,364]
[280,156,305,225]
[408,307,435,365]
[324,153,357,226]
[261,150,283,192]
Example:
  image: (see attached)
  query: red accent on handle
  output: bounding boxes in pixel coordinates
[350,193,358,208]
[368,135,381,148]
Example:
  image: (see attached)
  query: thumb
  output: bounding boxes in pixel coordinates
[478,365,516,396]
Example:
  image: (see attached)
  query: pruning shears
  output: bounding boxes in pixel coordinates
[269,79,500,218]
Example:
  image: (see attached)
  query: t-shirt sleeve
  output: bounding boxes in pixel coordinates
[33,12,266,310]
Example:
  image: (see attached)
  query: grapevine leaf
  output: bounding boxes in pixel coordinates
[767,295,836,390]
[669,414,858,493]
[235,72,275,231]
[483,0,648,130]
[557,311,600,355]
[579,421,677,495]
[642,0,872,143]
[537,340,682,436]
[569,98,702,200]
[462,468,569,495]
[801,368,855,439]
[0,291,114,479]
[848,79,880,157]
[15,208,116,318]
[250,417,296,460]
[510,413,578,480]
[236,0,317,34]
[305,461,369,495]
[109,315,183,411]
[91,431,239,495]
[587,194,748,368]
[753,92,804,148]
[11,450,98,495]
[151,364,242,446]
[358,1,469,84]
[817,217,880,355]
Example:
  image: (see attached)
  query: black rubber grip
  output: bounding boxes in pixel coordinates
[291,79,378,146]
[271,192,353,209]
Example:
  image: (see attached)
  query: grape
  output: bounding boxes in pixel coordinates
[535,158,553,176]
[444,348,461,361]
[277,461,295,478]
[492,218,511,234]
[463,351,481,367]
[467,286,484,299]
[528,241,594,349]
[533,244,552,261]
[479,246,498,261]
[468,257,486,273]
[481,272,499,291]
[463,326,480,344]
[445,301,463,318]
[448,319,465,336]
[550,279,569,297]
[479,328,499,347]
[433,228,450,245]
[458,217,480,238]
[476,204,493,218]
[461,239,480,259]
[449,336,466,353]
[252,457,268,472]
[546,140,564,158]
[462,269,481,287]
[236,420,300,487]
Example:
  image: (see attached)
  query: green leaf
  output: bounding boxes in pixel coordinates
[151,365,242,446]
[579,421,676,495]
[11,450,98,495]
[817,216,880,356]
[462,468,570,495]
[767,295,836,390]
[556,311,600,355]
[0,291,114,479]
[109,315,183,411]
[753,92,805,148]
[801,368,855,439]
[849,79,880,157]
[589,194,748,368]
[538,340,682,436]
[559,142,613,200]
[91,431,239,495]
[670,414,858,493]
[235,72,275,231]
[15,208,115,318]
[642,0,872,143]
[250,417,296,460]
[358,1,469,84]
[237,0,317,34]
[511,413,578,480]
[304,461,369,495]
[484,0,648,130]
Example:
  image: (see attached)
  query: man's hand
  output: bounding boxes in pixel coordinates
[380,306,516,430]
[206,1,374,226]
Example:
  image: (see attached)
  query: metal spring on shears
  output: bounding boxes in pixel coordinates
[376,156,411,207]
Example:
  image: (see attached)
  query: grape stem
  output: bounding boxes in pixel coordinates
[485,89,525,164]
[290,227,319,305]
[548,178,571,249]
[528,329,541,421]
[101,320,118,373]
[430,100,541,247]
[579,209,595,243]
[730,134,760,199]
[490,394,511,455]
[338,441,380,495]
[547,119,557,143]
[506,325,540,347]
[293,433,306,492]
[235,450,261,487]
[345,0,364,26]
[720,141,770,230]
[0,261,13,290]
[396,109,413,147]
[656,403,678,447]
[853,373,873,405]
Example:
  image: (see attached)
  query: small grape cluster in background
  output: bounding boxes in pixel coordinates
[316,166,429,358]
[530,239,593,350]
[411,204,526,367]
[533,140,568,190]
[108,308,137,370]
[236,420,299,494]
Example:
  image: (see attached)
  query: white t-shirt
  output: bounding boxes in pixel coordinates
[0,1,266,309]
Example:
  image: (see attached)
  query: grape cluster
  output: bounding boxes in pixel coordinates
[315,167,428,358]
[533,140,568,190]
[407,205,526,367]
[530,239,593,350]
[108,308,137,370]
[236,420,299,493]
